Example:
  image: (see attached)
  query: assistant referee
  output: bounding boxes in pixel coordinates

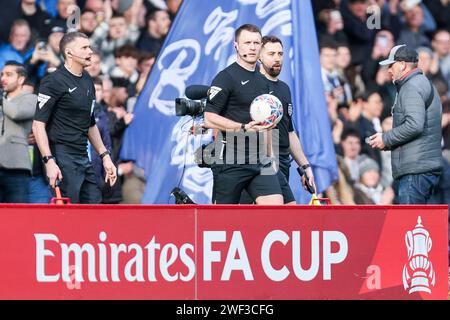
[32,32,117,204]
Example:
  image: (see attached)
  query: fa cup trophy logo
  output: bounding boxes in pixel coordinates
[402,216,435,294]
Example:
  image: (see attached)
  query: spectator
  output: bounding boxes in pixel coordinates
[110,45,139,85]
[91,11,140,74]
[27,24,65,85]
[325,155,357,204]
[0,61,37,203]
[90,77,115,203]
[362,30,395,89]
[134,52,155,97]
[327,93,345,147]
[431,30,450,96]
[20,0,52,42]
[84,0,105,13]
[356,90,384,167]
[79,9,99,37]
[354,155,394,204]
[27,130,52,203]
[128,51,156,113]
[336,43,365,98]
[340,0,376,65]
[166,0,183,20]
[417,46,447,84]
[0,20,33,71]
[136,8,171,56]
[104,77,135,203]
[423,0,450,30]
[0,0,22,45]
[340,128,364,182]
[320,41,353,109]
[397,4,431,49]
[51,0,77,29]
[317,9,348,44]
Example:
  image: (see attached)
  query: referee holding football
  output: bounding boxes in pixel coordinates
[204,24,283,205]
[32,32,116,204]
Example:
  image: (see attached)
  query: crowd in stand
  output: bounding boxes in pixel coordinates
[0,0,180,203]
[314,0,450,205]
[0,0,449,206]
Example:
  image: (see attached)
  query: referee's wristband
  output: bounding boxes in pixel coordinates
[241,123,246,132]
[99,150,111,159]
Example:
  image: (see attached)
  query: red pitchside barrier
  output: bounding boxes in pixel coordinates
[0,204,447,300]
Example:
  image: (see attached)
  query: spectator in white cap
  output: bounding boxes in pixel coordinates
[369,44,443,204]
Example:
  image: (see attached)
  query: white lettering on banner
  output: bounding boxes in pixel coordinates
[149,39,201,115]
[323,231,348,280]
[35,230,347,284]
[261,231,348,281]
[124,244,145,282]
[292,231,320,281]
[221,232,254,281]
[35,233,60,282]
[238,0,291,19]
[204,7,238,61]
[261,230,290,281]
[203,231,253,281]
[61,242,97,282]
[35,232,196,283]
[203,231,226,281]
[261,10,292,37]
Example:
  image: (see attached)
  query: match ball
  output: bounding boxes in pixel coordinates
[250,94,283,127]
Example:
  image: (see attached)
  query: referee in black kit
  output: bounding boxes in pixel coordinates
[204,24,284,205]
[259,35,316,202]
[32,32,117,204]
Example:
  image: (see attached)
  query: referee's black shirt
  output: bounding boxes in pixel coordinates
[34,66,96,155]
[265,78,294,159]
[205,62,269,164]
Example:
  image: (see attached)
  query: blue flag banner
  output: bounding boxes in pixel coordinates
[121,0,339,204]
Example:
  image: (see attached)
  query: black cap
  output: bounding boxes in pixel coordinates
[379,44,418,66]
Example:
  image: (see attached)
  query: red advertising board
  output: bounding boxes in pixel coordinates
[0,204,447,300]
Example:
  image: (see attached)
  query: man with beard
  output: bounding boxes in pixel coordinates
[259,36,316,202]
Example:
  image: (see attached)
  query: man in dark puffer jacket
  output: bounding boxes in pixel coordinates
[369,44,442,204]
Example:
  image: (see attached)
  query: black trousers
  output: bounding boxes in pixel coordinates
[51,145,101,204]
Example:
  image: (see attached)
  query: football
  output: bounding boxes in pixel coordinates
[249,94,283,127]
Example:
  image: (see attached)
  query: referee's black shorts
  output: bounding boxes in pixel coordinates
[211,163,282,204]
[239,169,295,204]
[51,145,102,204]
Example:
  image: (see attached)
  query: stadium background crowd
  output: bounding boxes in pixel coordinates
[0,0,449,207]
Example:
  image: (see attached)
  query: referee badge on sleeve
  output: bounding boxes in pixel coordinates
[91,100,95,116]
[208,86,222,101]
[287,103,293,116]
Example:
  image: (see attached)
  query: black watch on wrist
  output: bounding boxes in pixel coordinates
[99,150,111,159]
[241,123,246,132]
[301,163,311,170]
[42,155,55,164]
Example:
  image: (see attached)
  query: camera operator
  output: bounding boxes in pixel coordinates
[203,24,283,205]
